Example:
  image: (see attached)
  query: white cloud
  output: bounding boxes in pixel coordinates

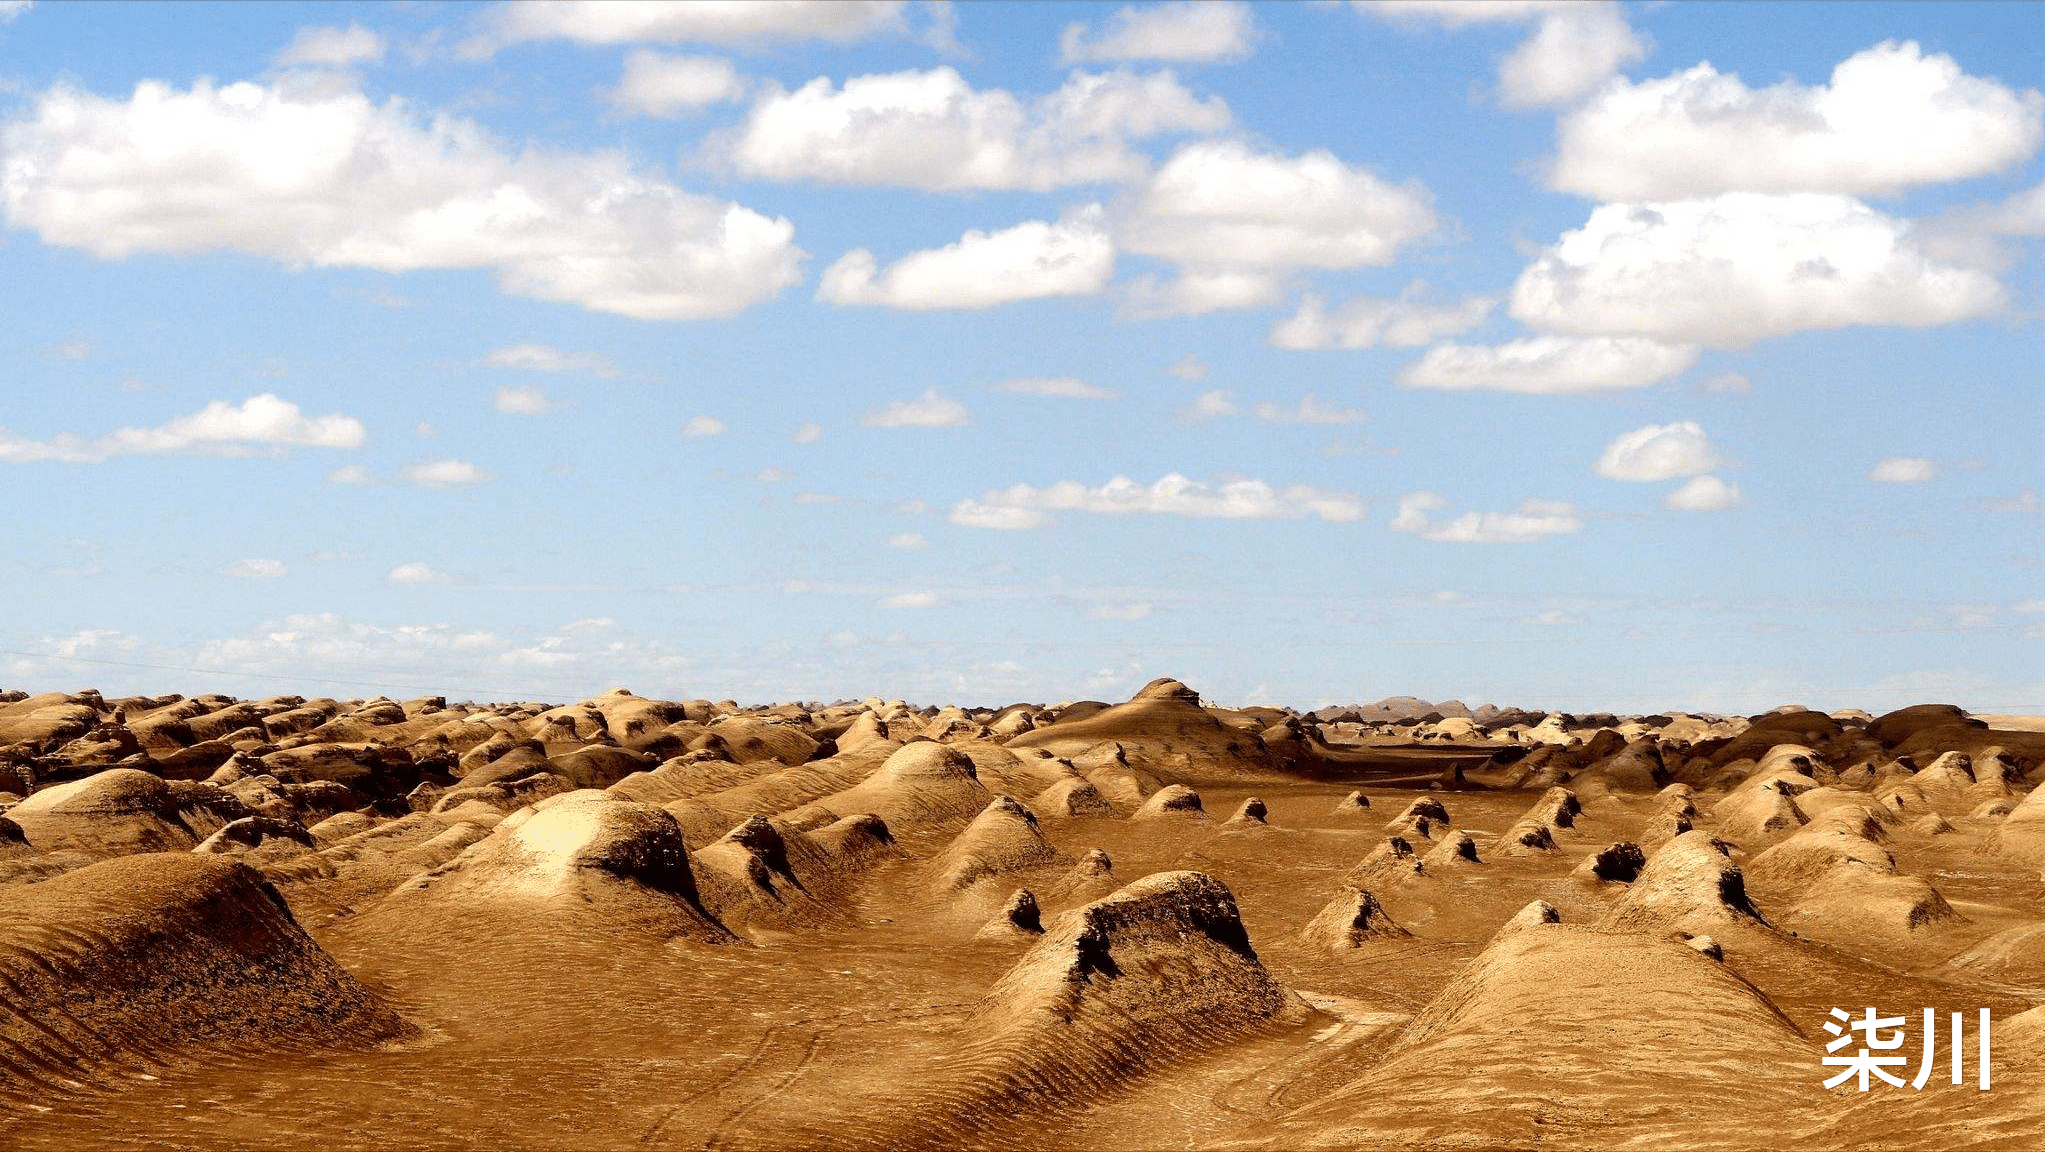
[681,415,727,437]
[217,558,288,579]
[950,472,1366,527]
[881,590,941,609]
[1163,353,1208,380]
[0,393,365,463]
[465,0,906,55]
[1253,393,1368,425]
[399,458,490,487]
[275,23,386,68]
[863,389,970,428]
[1665,474,1741,511]
[1868,456,1938,484]
[386,562,458,586]
[1178,389,1237,422]
[885,532,929,550]
[1399,335,1698,393]
[1061,1,1257,64]
[1089,602,1154,620]
[42,339,91,361]
[494,385,554,415]
[1510,195,2007,350]
[1496,2,1646,108]
[1390,491,1582,544]
[949,503,1047,530]
[608,50,748,117]
[1119,269,1285,318]
[1696,371,1751,395]
[1988,488,2039,514]
[1595,421,1719,482]
[1552,42,2045,200]
[792,421,825,444]
[0,2,29,24]
[1,79,803,320]
[819,207,1113,309]
[1120,139,1437,274]
[1982,178,2045,237]
[327,463,374,486]
[718,66,1228,191]
[1360,1,1646,108]
[992,376,1117,400]
[478,344,617,376]
[1270,288,1494,350]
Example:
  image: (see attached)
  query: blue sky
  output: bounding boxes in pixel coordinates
[1,0,2040,713]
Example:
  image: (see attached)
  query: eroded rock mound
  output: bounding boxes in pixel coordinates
[902,871,1303,1135]
[0,854,410,1097]
[1301,885,1411,949]
[372,793,733,941]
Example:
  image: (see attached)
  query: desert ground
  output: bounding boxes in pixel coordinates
[4,679,2045,1150]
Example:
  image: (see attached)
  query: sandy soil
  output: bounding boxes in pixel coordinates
[2,682,2043,1150]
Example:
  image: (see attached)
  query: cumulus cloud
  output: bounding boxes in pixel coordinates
[1120,139,1436,276]
[1595,421,1719,482]
[1177,389,1237,423]
[1510,194,2007,350]
[477,344,617,376]
[819,208,1112,309]
[1,78,804,320]
[465,0,906,56]
[327,463,374,486]
[1360,1,1646,108]
[880,590,941,609]
[0,2,29,24]
[681,415,727,437]
[1399,335,1698,393]
[950,472,1365,528]
[0,393,365,463]
[991,376,1117,400]
[949,503,1047,530]
[275,23,386,68]
[1270,288,1494,350]
[1551,42,2045,200]
[1119,269,1285,318]
[1696,371,1751,395]
[1163,353,1208,380]
[792,421,824,444]
[608,50,748,117]
[1495,2,1646,108]
[1253,393,1368,425]
[1390,491,1582,543]
[386,561,458,585]
[717,66,1228,191]
[399,458,490,487]
[863,389,970,428]
[1061,1,1257,64]
[1869,456,1938,483]
[217,558,288,579]
[1665,474,1741,511]
[493,385,554,415]
[885,532,929,550]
